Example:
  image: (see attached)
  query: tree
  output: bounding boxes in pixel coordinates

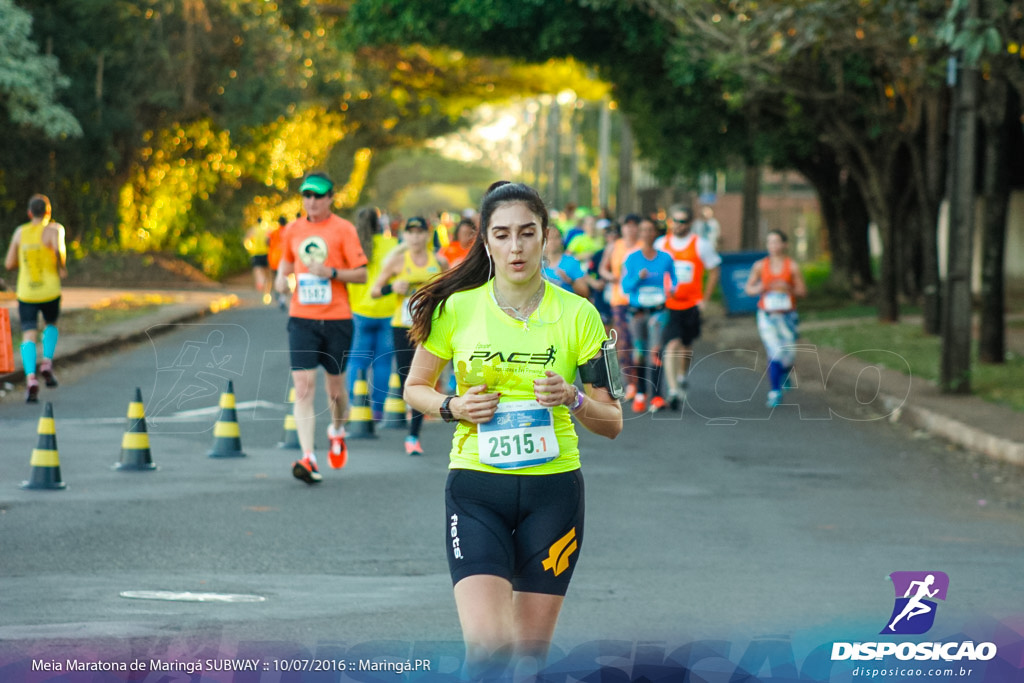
[342,0,924,297]
[940,0,1024,369]
[642,0,952,323]
[0,0,81,141]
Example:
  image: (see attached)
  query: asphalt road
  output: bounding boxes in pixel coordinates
[1,304,1022,679]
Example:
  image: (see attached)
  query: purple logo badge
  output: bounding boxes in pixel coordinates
[881,571,950,635]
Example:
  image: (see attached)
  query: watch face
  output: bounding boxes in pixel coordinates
[441,396,455,422]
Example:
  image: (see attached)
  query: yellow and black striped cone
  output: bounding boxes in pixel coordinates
[277,386,300,449]
[116,387,157,470]
[207,380,246,458]
[347,368,377,439]
[21,402,66,490]
[382,371,408,429]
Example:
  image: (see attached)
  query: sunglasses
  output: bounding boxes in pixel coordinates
[302,191,327,199]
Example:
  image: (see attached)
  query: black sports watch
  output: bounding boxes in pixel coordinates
[439,395,457,423]
[330,267,338,280]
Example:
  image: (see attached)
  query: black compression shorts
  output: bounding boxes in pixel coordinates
[445,468,585,596]
[18,297,61,331]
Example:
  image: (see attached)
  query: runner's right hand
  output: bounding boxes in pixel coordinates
[454,384,500,424]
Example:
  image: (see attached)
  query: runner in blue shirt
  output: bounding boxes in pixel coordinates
[541,227,588,296]
[620,217,676,413]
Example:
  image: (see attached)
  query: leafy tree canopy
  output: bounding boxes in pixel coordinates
[0,0,81,139]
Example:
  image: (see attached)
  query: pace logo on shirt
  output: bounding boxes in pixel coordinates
[467,345,557,368]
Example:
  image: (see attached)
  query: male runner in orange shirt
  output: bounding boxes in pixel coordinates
[275,172,368,484]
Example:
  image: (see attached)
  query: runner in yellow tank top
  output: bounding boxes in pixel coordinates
[4,194,67,403]
[371,216,448,455]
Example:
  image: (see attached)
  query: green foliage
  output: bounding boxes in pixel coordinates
[0,0,81,139]
[4,0,605,278]
[344,0,749,182]
[364,148,495,214]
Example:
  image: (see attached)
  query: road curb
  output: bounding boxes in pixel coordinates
[1,294,241,387]
[880,395,1024,466]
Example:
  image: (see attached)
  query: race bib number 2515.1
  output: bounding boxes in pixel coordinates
[478,400,559,470]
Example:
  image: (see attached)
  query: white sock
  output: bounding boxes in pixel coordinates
[305,452,317,466]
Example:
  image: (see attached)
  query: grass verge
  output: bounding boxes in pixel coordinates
[802,320,1024,412]
[58,293,180,335]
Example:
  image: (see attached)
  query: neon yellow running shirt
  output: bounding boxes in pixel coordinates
[16,221,63,303]
[349,234,400,318]
[423,280,606,474]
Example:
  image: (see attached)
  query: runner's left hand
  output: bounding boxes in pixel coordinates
[534,370,572,408]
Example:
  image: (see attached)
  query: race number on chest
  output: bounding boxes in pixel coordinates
[478,400,559,470]
[297,272,332,305]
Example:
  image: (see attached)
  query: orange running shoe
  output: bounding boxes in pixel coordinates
[624,383,637,401]
[327,425,348,469]
[631,394,647,413]
[649,396,667,413]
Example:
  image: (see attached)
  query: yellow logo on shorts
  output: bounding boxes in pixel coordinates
[541,527,578,576]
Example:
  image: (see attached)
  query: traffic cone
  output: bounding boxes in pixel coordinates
[347,368,377,439]
[21,402,66,490]
[207,380,246,458]
[382,370,408,429]
[115,387,157,470]
[277,386,300,449]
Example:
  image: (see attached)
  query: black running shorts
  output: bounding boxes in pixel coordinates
[18,297,61,331]
[664,305,702,346]
[250,254,269,268]
[445,468,585,596]
[287,316,354,375]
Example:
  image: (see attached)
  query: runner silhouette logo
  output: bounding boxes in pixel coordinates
[881,571,949,635]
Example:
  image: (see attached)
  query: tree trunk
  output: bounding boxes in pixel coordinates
[978,79,1010,364]
[920,95,947,335]
[548,100,561,207]
[598,99,611,210]
[741,164,761,250]
[842,178,874,290]
[796,154,872,292]
[941,43,980,394]
[617,117,635,215]
[877,214,900,323]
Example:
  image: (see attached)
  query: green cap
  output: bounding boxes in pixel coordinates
[299,175,333,195]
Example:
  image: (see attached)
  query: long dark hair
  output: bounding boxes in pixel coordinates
[408,181,549,344]
[355,206,381,261]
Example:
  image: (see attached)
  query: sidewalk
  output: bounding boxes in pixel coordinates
[708,309,1024,467]
[0,286,245,388]
[3,287,1023,467]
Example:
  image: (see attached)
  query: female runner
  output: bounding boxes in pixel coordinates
[371,216,448,454]
[744,229,807,407]
[404,181,622,678]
